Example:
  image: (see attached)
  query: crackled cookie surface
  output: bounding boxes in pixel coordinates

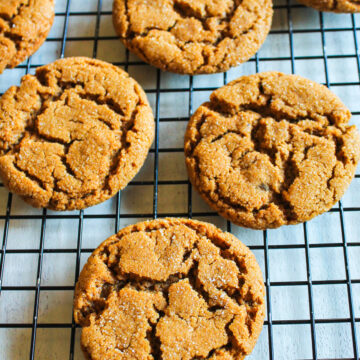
[297,0,360,13]
[0,0,54,74]
[0,57,154,210]
[113,0,273,75]
[185,72,360,229]
[74,218,265,360]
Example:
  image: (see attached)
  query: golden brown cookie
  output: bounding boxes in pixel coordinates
[185,72,360,230]
[112,0,273,75]
[74,218,265,360]
[0,0,54,74]
[0,57,154,211]
[297,0,360,13]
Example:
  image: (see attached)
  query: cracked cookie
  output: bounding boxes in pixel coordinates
[185,72,360,229]
[74,218,265,360]
[0,57,154,210]
[112,0,273,75]
[0,0,54,74]
[297,0,360,13]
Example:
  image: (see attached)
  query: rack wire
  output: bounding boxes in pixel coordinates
[0,0,359,359]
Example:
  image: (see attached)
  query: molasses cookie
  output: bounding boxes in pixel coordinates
[185,72,360,229]
[74,218,265,360]
[113,0,273,75]
[297,0,360,13]
[0,0,55,74]
[0,57,154,210]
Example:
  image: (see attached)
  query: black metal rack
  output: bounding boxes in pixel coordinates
[0,0,359,359]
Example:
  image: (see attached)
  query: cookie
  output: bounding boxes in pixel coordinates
[185,72,360,229]
[74,218,265,360]
[0,0,54,74]
[297,0,360,13]
[112,0,273,75]
[0,57,154,211]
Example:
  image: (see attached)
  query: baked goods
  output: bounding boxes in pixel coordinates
[0,0,54,74]
[0,57,154,210]
[297,0,360,13]
[185,72,360,229]
[74,218,265,360]
[112,0,273,75]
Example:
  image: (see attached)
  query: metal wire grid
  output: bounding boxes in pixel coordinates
[0,0,359,359]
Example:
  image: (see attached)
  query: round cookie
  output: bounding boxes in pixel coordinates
[74,218,265,360]
[297,0,360,13]
[0,57,154,211]
[185,72,360,229]
[0,0,54,74]
[113,0,273,75]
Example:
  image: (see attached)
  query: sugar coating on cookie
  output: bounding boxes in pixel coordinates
[297,0,360,13]
[113,0,273,75]
[185,72,360,229]
[74,218,265,360]
[0,0,54,74]
[0,57,154,210]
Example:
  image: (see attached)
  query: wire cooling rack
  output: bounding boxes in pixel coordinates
[0,0,359,359]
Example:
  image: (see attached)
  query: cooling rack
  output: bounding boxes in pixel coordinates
[0,0,359,359]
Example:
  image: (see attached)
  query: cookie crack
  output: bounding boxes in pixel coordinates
[52,80,126,118]
[172,0,247,41]
[102,101,140,194]
[123,0,130,37]
[146,320,163,360]
[211,79,347,126]
[188,119,292,220]
[0,0,33,55]
[95,237,252,311]
[210,130,244,143]
[77,94,124,129]
[0,0,30,23]
[13,160,47,191]
[187,101,339,159]
[123,10,260,44]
